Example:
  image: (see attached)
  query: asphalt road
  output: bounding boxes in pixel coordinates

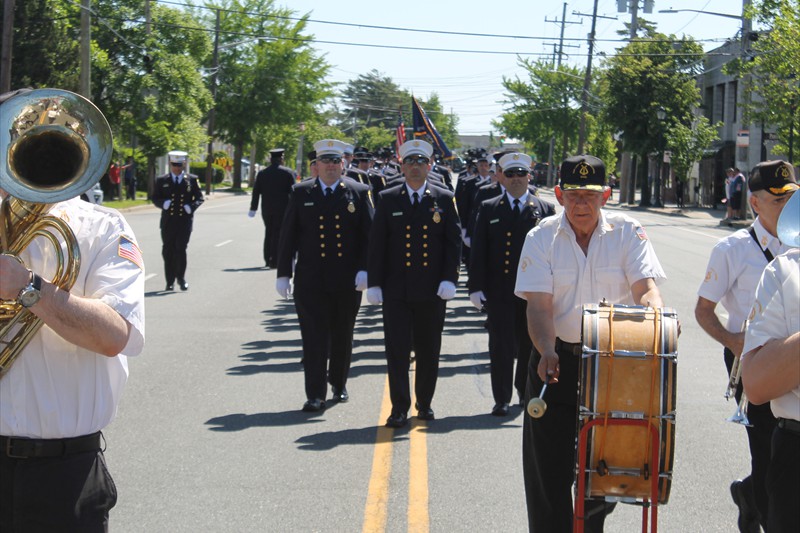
[105,188,750,532]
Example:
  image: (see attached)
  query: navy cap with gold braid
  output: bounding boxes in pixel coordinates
[559,155,607,191]
[748,160,798,196]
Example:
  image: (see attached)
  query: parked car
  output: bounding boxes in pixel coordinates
[81,183,104,204]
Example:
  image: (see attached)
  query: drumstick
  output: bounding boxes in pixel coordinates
[527,383,548,418]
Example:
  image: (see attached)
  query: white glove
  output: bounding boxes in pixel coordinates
[275,277,292,299]
[437,281,457,300]
[463,236,471,248]
[183,204,192,214]
[248,210,256,218]
[469,291,486,310]
[355,271,368,291]
[366,287,383,305]
[162,199,172,210]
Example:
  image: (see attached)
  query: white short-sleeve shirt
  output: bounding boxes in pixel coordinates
[697,217,785,333]
[514,210,666,342]
[742,249,800,421]
[1,198,146,438]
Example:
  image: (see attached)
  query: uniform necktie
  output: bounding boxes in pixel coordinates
[325,187,333,197]
[412,191,420,208]
[512,198,520,218]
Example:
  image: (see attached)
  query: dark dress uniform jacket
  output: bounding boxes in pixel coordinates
[369,182,462,302]
[277,177,373,291]
[469,190,556,300]
[153,172,204,224]
[250,164,296,215]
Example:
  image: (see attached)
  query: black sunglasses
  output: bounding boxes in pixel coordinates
[319,156,342,164]
[403,156,430,165]
[503,169,529,178]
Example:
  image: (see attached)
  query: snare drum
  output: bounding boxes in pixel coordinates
[578,303,678,504]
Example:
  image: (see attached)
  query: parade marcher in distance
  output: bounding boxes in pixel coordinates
[249,148,297,269]
[152,150,204,291]
[695,159,797,532]
[741,189,800,533]
[366,139,462,428]
[468,152,556,416]
[276,139,373,412]
[514,154,667,533]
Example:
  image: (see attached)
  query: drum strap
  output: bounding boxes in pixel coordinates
[748,226,775,263]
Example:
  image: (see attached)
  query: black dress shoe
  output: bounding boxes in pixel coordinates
[331,387,349,403]
[178,279,189,291]
[416,407,435,421]
[302,399,325,412]
[165,283,174,291]
[385,412,408,428]
[730,479,761,533]
[492,403,510,416]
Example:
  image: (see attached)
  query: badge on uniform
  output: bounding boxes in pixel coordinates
[304,202,314,206]
[347,201,356,213]
[432,201,441,223]
[635,226,648,241]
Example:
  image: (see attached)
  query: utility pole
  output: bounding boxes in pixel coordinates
[205,8,220,195]
[80,0,91,97]
[1,0,14,93]
[576,0,602,153]
[545,3,579,186]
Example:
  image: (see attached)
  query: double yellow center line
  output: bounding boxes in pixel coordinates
[362,372,430,533]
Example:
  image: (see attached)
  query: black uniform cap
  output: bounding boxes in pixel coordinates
[559,155,607,191]
[748,160,798,196]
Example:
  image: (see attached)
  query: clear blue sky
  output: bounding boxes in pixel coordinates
[278,0,748,136]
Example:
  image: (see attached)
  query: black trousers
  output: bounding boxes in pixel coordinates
[523,343,615,533]
[485,296,531,404]
[262,212,284,268]
[160,217,192,284]
[382,298,446,414]
[294,287,361,401]
[725,347,776,528]
[767,423,800,533]
[0,449,116,532]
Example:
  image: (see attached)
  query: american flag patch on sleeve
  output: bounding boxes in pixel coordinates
[635,226,649,241]
[118,235,144,269]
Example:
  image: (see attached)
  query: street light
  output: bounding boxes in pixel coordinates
[658,9,743,21]
[296,122,306,178]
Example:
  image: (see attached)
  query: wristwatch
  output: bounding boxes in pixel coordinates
[18,270,42,308]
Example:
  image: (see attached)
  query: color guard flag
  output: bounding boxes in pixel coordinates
[396,114,406,156]
[118,235,143,269]
[411,96,452,159]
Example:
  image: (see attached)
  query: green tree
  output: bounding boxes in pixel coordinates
[209,0,333,188]
[666,116,720,183]
[355,126,396,153]
[494,59,584,164]
[601,28,703,204]
[3,0,80,90]
[339,69,410,136]
[734,0,800,163]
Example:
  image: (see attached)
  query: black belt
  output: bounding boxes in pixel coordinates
[777,418,800,436]
[1,432,102,459]
[555,338,583,356]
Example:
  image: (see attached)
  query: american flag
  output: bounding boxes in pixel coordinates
[118,235,144,270]
[395,114,406,154]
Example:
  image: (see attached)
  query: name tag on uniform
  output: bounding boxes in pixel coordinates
[304,202,315,206]
[392,211,403,217]
[490,218,499,224]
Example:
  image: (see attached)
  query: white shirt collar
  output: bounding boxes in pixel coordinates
[506,190,525,206]
[405,181,427,197]
[318,178,340,191]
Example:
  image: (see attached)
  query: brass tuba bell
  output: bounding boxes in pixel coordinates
[0,88,112,377]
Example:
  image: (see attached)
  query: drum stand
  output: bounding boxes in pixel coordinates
[573,419,661,533]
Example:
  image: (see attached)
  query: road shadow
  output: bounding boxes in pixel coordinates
[205,411,327,432]
[294,410,522,451]
[223,266,269,273]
